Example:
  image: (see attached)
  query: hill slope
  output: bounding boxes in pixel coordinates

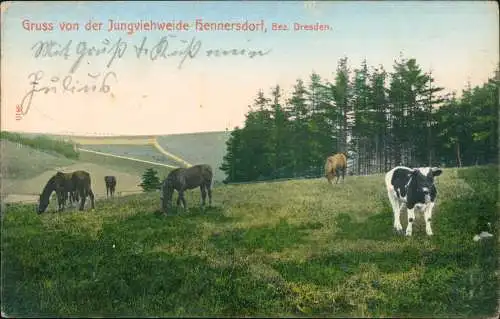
[7,131,232,182]
[2,165,498,317]
[156,131,231,182]
[1,139,173,203]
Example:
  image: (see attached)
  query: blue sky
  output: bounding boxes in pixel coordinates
[1,1,498,135]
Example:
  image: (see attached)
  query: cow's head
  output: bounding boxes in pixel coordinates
[410,167,442,202]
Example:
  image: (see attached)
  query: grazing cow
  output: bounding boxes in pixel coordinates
[385,166,443,236]
[104,176,117,198]
[324,152,348,185]
[38,170,95,213]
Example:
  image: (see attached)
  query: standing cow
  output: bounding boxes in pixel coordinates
[104,176,117,198]
[385,166,443,236]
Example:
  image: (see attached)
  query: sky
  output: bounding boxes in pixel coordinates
[1,1,498,136]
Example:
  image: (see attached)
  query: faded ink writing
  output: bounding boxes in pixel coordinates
[30,36,271,71]
[18,70,117,116]
[32,39,127,74]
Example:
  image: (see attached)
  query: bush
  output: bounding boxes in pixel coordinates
[139,168,161,192]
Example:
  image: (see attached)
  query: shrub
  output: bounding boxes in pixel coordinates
[139,168,161,192]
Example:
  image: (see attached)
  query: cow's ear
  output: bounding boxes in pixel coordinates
[432,168,443,177]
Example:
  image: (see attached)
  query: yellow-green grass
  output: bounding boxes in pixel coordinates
[2,165,498,317]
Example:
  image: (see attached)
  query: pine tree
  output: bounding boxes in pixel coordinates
[219,56,498,183]
[139,168,161,192]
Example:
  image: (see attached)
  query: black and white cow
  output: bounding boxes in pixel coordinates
[385,166,443,236]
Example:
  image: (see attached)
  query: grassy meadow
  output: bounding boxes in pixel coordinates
[1,165,498,317]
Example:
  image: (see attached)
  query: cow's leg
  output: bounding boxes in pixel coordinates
[61,192,67,211]
[176,193,181,207]
[388,190,403,234]
[57,192,64,212]
[341,168,346,183]
[88,188,95,209]
[179,191,187,210]
[79,189,86,211]
[71,191,77,207]
[335,169,340,184]
[424,202,435,236]
[405,207,416,236]
[207,183,212,207]
[200,185,207,209]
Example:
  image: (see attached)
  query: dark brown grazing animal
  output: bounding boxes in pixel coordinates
[104,176,117,198]
[160,164,213,214]
[53,171,79,208]
[38,170,95,213]
[324,152,348,185]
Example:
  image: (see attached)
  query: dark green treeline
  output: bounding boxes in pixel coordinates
[220,55,499,183]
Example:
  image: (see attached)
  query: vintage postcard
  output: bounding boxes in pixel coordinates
[1,1,499,317]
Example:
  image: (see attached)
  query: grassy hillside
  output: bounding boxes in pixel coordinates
[6,130,231,182]
[1,140,76,180]
[0,131,79,159]
[1,139,173,203]
[157,131,231,182]
[2,165,498,317]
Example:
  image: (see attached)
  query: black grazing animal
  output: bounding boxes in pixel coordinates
[38,170,95,213]
[160,164,213,214]
[104,176,117,198]
[385,166,443,236]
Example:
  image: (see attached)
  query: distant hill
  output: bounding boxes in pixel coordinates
[156,131,231,182]
[5,130,232,183]
[0,139,173,203]
[81,144,181,167]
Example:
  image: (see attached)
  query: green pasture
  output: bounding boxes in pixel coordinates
[1,165,498,317]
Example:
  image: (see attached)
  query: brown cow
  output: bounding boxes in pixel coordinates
[324,152,348,185]
[160,164,213,214]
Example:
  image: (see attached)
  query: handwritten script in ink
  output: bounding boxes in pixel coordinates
[20,34,271,118]
[18,70,117,117]
[30,35,271,73]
